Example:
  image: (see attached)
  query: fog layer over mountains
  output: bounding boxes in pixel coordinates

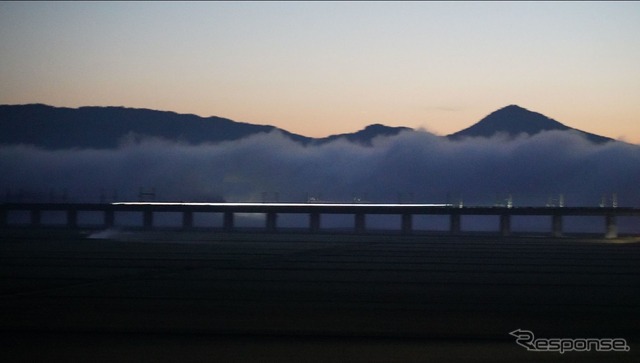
[2,128,639,208]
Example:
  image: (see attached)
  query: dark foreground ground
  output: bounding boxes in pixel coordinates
[1,229,639,362]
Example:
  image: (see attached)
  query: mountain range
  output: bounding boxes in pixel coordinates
[0,103,615,149]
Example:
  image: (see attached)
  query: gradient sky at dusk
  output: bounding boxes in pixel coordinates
[1,1,639,142]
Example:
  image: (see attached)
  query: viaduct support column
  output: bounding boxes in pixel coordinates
[67,209,78,229]
[223,212,234,232]
[266,212,277,232]
[605,214,618,239]
[0,208,6,228]
[355,213,366,234]
[552,214,563,238]
[143,210,153,230]
[500,214,511,237]
[182,211,193,229]
[30,209,41,227]
[104,209,115,228]
[450,213,461,235]
[309,213,320,233]
[401,213,413,235]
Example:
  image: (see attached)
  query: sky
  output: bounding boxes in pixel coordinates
[1,1,639,142]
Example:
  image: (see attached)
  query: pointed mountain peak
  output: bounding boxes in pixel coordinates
[499,104,530,111]
[487,105,558,123]
[448,105,612,144]
[462,104,568,135]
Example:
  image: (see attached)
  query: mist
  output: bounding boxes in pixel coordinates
[1,129,639,208]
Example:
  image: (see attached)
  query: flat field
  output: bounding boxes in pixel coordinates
[1,229,639,362]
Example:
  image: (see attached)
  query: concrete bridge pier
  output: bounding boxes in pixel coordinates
[450,214,461,235]
[355,213,366,233]
[552,214,563,238]
[67,209,78,228]
[309,213,320,233]
[143,210,154,230]
[605,214,618,239]
[266,212,278,232]
[104,210,115,228]
[401,213,412,235]
[500,214,511,237]
[182,211,193,229]
[30,209,41,227]
[224,212,234,232]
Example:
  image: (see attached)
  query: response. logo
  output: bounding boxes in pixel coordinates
[509,329,630,354]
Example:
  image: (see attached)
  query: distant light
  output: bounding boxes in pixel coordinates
[111,202,453,207]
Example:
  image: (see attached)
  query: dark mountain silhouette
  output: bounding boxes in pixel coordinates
[448,105,613,144]
[315,124,412,146]
[0,104,410,149]
[0,104,311,149]
[0,103,616,149]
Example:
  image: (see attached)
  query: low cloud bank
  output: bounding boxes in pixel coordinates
[1,130,639,208]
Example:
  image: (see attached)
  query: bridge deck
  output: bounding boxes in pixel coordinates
[2,202,638,238]
[3,201,640,215]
